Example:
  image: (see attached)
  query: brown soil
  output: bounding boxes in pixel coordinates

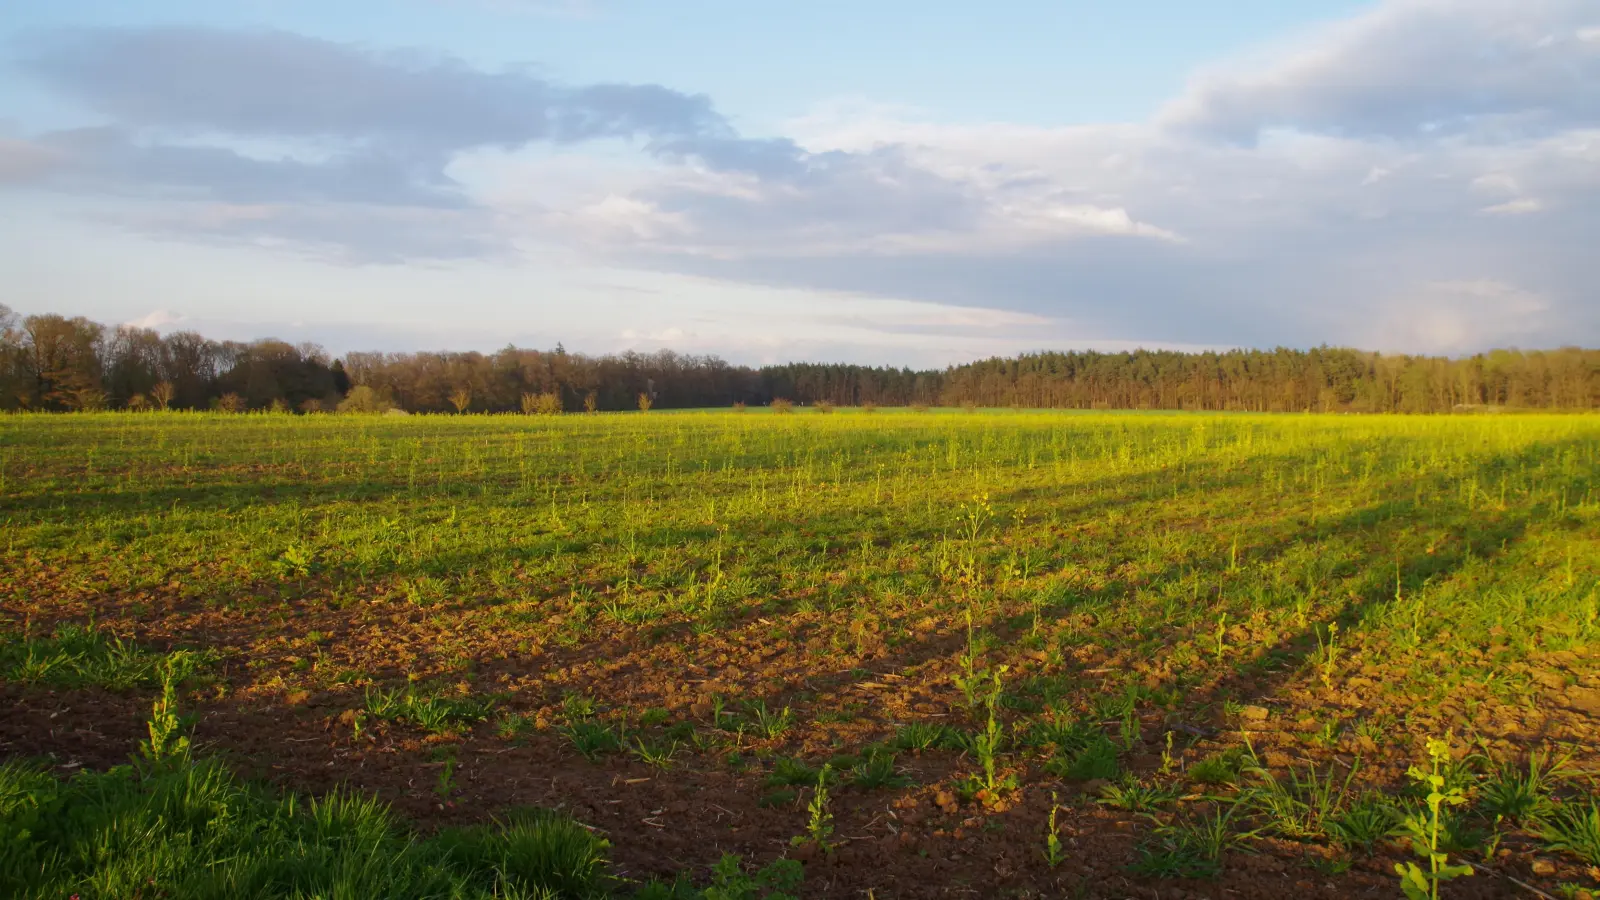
[5,575,1599,898]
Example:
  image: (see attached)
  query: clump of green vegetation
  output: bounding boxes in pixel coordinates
[890,722,962,752]
[0,670,611,900]
[563,720,625,760]
[635,853,803,900]
[364,685,493,735]
[1479,749,1572,825]
[847,751,913,790]
[1131,807,1252,879]
[1030,715,1120,782]
[0,623,209,690]
[1188,747,1247,786]
[1540,799,1600,866]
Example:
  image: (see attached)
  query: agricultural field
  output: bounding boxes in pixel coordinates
[3,409,1599,899]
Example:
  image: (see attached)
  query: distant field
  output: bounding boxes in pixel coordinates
[3,409,1599,899]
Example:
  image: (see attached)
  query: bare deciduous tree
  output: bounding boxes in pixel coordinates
[449,386,473,414]
[150,381,175,411]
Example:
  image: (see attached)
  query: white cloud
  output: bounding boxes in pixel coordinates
[1481,197,1544,214]
[1158,0,1600,140]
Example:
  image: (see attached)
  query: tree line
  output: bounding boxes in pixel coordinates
[2,304,1595,413]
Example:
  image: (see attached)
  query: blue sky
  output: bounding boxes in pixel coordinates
[2,0,1596,365]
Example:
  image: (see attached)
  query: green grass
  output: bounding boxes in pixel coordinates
[0,623,209,689]
[0,755,609,900]
[364,685,495,735]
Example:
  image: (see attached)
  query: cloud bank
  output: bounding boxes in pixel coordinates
[4,0,1598,354]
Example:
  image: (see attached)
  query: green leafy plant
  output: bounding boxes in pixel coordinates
[970,665,1014,795]
[1327,792,1398,853]
[563,720,624,760]
[1096,776,1182,813]
[1044,792,1067,868]
[1239,753,1361,841]
[891,722,962,752]
[791,764,834,853]
[1539,799,1600,866]
[746,701,794,740]
[1188,747,1247,786]
[630,737,682,770]
[848,752,912,790]
[138,657,192,769]
[1395,734,1474,900]
[1131,807,1252,879]
[1479,748,1572,825]
[1313,622,1341,688]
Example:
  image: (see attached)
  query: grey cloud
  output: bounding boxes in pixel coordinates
[620,189,1600,352]
[6,25,847,255]
[19,28,724,151]
[0,138,60,184]
[1161,0,1600,141]
[8,25,957,258]
[39,127,466,208]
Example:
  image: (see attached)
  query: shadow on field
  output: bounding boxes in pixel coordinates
[627,433,1587,745]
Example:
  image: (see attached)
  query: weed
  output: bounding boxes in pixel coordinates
[365,686,492,735]
[891,722,961,752]
[0,623,209,690]
[1036,715,1119,782]
[1131,806,1253,879]
[792,765,834,853]
[758,788,797,808]
[848,752,913,790]
[1044,792,1067,868]
[1239,754,1361,841]
[562,693,598,721]
[746,701,794,741]
[658,853,802,900]
[563,721,624,760]
[766,757,827,788]
[1479,748,1572,825]
[971,667,1010,793]
[1188,748,1246,786]
[1327,792,1398,853]
[1097,776,1182,813]
[496,712,535,742]
[1313,622,1342,688]
[1395,734,1474,900]
[631,737,682,770]
[1539,799,1600,866]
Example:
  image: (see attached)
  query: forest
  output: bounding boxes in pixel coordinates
[2,303,1596,414]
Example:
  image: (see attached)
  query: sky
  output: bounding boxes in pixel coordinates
[1,0,1597,367]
